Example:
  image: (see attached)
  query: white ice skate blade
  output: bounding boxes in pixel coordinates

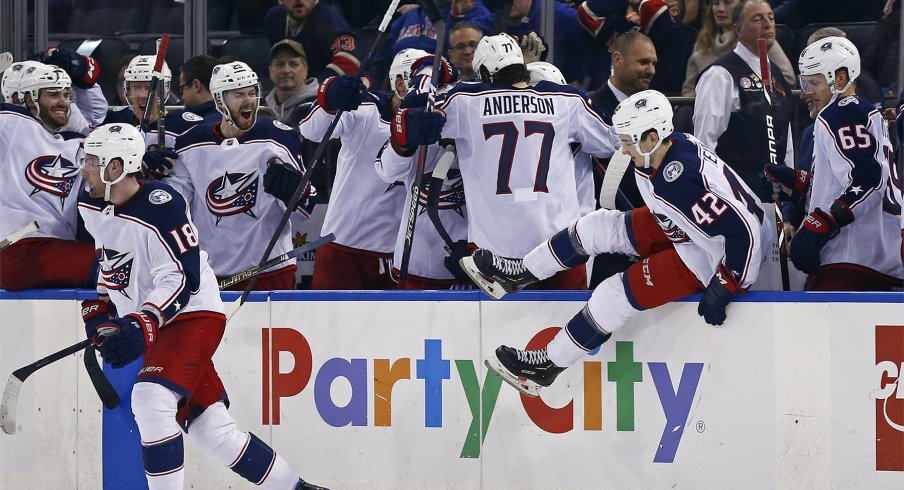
[460,256,508,300]
[484,358,541,397]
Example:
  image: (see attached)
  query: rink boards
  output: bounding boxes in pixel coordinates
[0,289,902,489]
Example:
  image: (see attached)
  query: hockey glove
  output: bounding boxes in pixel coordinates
[263,160,310,206]
[94,311,159,369]
[44,48,100,89]
[764,163,811,202]
[410,56,460,87]
[517,32,546,64]
[142,147,178,179]
[82,299,116,343]
[317,75,366,113]
[789,203,852,274]
[697,265,744,326]
[390,108,445,155]
[443,240,472,281]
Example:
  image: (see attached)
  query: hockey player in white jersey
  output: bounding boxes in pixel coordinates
[421,33,620,291]
[77,123,328,490]
[463,90,770,396]
[299,48,454,289]
[766,37,903,290]
[0,62,97,290]
[167,61,315,290]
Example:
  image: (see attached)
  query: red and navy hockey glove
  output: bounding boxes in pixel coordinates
[317,75,366,113]
[390,107,446,155]
[443,240,472,281]
[789,203,853,274]
[82,299,116,343]
[410,56,460,87]
[697,264,744,326]
[263,160,312,207]
[142,147,178,179]
[44,48,100,89]
[764,163,811,202]
[94,311,159,369]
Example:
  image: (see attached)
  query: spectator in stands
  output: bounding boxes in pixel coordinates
[693,0,794,204]
[174,55,219,120]
[264,39,319,124]
[448,21,484,81]
[682,0,795,97]
[370,0,494,87]
[264,0,363,81]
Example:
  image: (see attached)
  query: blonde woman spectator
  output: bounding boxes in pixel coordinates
[681,0,794,96]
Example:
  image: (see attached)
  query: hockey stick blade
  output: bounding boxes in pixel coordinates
[0,221,39,249]
[599,149,632,209]
[417,0,443,23]
[1,339,91,435]
[83,346,120,409]
[0,52,13,73]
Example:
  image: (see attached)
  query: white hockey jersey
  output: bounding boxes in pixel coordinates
[0,103,84,241]
[807,95,903,279]
[168,119,312,277]
[78,181,223,322]
[298,92,406,253]
[376,142,468,280]
[436,81,619,257]
[634,133,771,288]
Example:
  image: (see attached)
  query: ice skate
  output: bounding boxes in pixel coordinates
[485,345,564,397]
[296,478,330,490]
[459,249,538,299]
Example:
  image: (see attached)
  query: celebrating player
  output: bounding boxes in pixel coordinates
[76,123,327,489]
[766,37,903,290]
[462,90,770,396]
[167,61,315,290]
[0,62,96,290]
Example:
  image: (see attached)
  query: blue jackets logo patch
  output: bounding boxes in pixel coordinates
[99,247,134,297]
[25,154,79,203]
[206,170,259,223]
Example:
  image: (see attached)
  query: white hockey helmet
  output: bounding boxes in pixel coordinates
[472,33,524,82]
[612,90,673,167]
[123,55,172,99]
[798,36,860,95]
[527,61,565,86]
[83,123,146,200]
[2,60,45,103]
[17,63,72,118]
[389,48,430,87]
[210,61,261,128]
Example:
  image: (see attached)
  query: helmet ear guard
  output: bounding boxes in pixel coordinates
[797,36,860,96]
[83,123,146,200]
[611,90,674,168]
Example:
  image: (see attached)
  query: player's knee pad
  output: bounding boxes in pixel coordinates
[564,305,611,352]
[585,273,643,333]
[131,382,184,478]
[548,223,590,269]
[574,208,636,256]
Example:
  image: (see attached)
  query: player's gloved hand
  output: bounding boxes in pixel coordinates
[517,32,546,64]
[443,240,472,281]
[82,299,116,343]
[763,163,811,202]
[317,75,366,113]
[142,147,178,179]
[789,203,852,274]
[44,48,100,89]
[390,108,445,154]
[410,55,460,87]
[697,265,743,326]
[263,159,311,206]
[94,311,159,369]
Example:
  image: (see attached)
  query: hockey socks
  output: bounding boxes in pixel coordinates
[524,223,589,279]
[131,383,185,489]
[547,305,612,368]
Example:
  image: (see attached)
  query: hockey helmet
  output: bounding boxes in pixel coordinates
[2,60,44,103]
[798,36,860,95]
[389,48,430,87]
[611,90,673,166]
[83,123,145,200]
[123,55,172,99]
[210,61,261,128]
[16,62,71,103]
[527,61,566,86]
[472,33,524,82]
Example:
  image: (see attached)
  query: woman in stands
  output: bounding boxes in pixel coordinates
[681,0,794,96]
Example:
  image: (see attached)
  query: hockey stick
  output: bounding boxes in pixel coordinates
[83,345,120,409]
[0,221,39,249]
[1,339,91,434]
[219,233,335,290]
[398,0,447,286]
[0,52,12,74]
[155,36,169,149]
[758,38,790,291]
[234,0,401,312]
[139,35,170,136]
[425,146,458,250]
[597,150,634,210]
